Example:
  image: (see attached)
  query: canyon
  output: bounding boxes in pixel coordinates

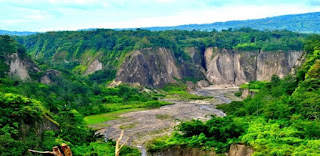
[114,47,303,88]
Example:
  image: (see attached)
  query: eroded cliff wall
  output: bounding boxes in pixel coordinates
[114,47,303,88]
[115,47,182,88]
[115,47,206,88]
[5,53,41,81]
[204,47,303,85]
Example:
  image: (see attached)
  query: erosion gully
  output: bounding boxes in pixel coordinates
[94,86,242,156]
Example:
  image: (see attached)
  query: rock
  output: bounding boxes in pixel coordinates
[148,146,216,156]
[6,53,41,81]
[114,47,303,88]
[197,80,210,88]
[184,47,204,66]
[115,48,182,88]
[204,48,303,85]
[40,69,61,84]
[186,81,198,90]
[240,88,256,99]
[84,59,103,75]
[20,114,59,140]
[256,51,301,81]
[228,144,253,156]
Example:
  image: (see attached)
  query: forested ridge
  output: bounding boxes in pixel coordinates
[16,28,306,77]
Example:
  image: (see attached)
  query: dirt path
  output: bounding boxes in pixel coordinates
[94,86,241,155]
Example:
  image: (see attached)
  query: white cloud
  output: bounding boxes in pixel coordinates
[156,0,176,3]
[84,4,320,30]
[0,0,319,31]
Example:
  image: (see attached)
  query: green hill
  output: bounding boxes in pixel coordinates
[143,12,320,33]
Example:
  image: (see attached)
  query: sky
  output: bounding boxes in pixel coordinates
[0,0,320,32]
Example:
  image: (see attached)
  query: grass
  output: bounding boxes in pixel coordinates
[156,114,172,120]
[84,108,146,125]
[84,101,173,126]
[250,89,260,92]
[163,90,210,101]
[240,81,267,89]
[119,122,138,129]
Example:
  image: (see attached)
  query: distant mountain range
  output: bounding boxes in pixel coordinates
[141,12,320,33]
[0,30,36,36]
[1,11,319,35]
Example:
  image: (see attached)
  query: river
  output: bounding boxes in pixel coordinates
[95,86,242,156]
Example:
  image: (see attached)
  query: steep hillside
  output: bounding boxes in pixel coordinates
[203,48,303,85]
[0,93,59,155]
[145,12,320,33]
[115,47,205,88]
[0,38,147,155]
[17,28,306,87]
[0,35,41,81]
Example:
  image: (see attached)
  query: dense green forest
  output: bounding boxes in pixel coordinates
[147,35,320,155]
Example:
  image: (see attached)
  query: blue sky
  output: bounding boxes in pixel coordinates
[0,0,319,32]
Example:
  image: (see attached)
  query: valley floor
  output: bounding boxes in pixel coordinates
[90,86,242,155]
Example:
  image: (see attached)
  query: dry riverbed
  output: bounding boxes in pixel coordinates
[92,86,242,154]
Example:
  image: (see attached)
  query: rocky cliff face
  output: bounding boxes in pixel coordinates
[148,144,253,156]
[114,47,303,88]
[6,53,41,81]
[84,59,103,75]
[148,146,216,156]
[204,48,303,85]
[115,47,204,88]
[40,69,61,84]
[228,144,253,156]
[20,115,60,140]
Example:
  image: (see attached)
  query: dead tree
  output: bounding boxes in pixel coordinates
[29,144,72,156]
[29,146,63,156]
[61,143,72,156]
[115,130,129,156]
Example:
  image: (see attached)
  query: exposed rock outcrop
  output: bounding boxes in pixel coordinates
[20,114,60,140]
[184,47,204,66]
[148,146,216,156]
[228,144,253,156]
[115,47,204,88]
[6,53,41,81]
[240,88,256,99]
[204,48,303,85]
[114,47,303,88]
[84,59,103,75]
[40,69,61,84]
[197,80,210,88]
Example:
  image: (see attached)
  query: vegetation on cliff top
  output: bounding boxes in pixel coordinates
[15,28,306,80]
